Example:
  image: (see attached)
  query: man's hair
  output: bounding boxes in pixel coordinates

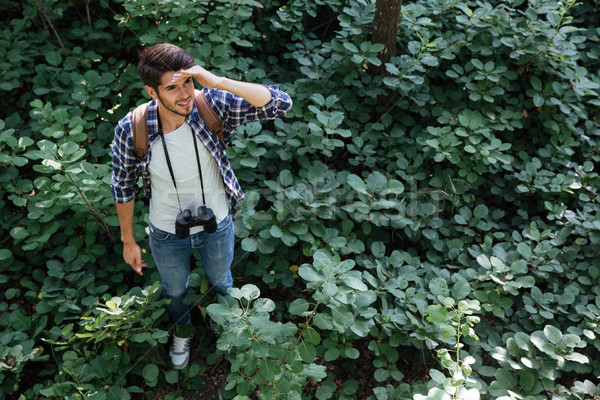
[137,44,194,89]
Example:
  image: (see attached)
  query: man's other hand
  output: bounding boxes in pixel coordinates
[123,242,147,276]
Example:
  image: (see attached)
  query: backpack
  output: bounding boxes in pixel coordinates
[131,89,226,193]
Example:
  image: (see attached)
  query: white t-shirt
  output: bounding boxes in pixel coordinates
[148,122,228,234]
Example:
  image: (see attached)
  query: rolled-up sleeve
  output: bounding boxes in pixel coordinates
[110,114,139,203]
[207,85,293,137]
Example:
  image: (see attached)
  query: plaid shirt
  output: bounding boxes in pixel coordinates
[111,85,292,209]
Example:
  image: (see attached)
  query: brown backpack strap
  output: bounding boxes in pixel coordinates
[132,103,150,162]
[195,90,226,149]
[131,102,150,193]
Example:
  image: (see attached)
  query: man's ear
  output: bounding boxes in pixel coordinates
[145,85,158,100]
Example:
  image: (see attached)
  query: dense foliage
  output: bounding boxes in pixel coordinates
[1,0,599,399]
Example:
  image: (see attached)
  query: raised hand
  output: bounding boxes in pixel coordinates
[171,65,224,89]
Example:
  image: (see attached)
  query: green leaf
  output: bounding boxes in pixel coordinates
[371,241,385,258]
[323,282,337,297]
[530,76,543,91]
[476,254,491,269]
[344,347,360,359]
[366,171,387,192]
[343,42,359,53]
[311,93,325,106]
[407,41,420,55]
[240,284,260,301]
[511,260,528,274]
[351,54,363,64]
[53,109,69,125]
[47,260,65,279]
[289,298,309,315]
[165,370,179,384]
[471,58,484,70]
[279,169,293,186]
[517,243,532,260]
[58,141,80,157]
[382,179,404,195]
[62,246,77,263]
[547,11,560,25]
[347,174,368,194]
[298,265,322,282]
[374,368,390,382]
[298,341,316,363]
[543,325,562,345]
[429,369,446,384]
[343,276,368,291]
[241,237,258,252]
[45,51,63,66]
[289,223,308,235]
[331,307,354,327]
[565,352,589,364]
[496,368,517,387]
[312,250,332,268]
[533,94,545,107]
[440,323,456,338]
[0,249,12,261]
[5,288,19,300]
[452,279,471,299]
[140,34,160,45]
[142,364,159,386]
[324,347,340,362]
[313,313,334,330]
[490,256,505,270]
[10,227,29,240]
[258,360,278,382]
[427,304,450,323]
[302,326,321,345]
[61,323,74,337]
[473,204,488,219]
[519,371,535,392]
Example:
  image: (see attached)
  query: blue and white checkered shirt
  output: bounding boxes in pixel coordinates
[110,85,292,210]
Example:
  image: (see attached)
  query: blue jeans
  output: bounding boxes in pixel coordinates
[149,214,234,327]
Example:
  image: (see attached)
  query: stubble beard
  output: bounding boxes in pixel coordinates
[157,93,193,118]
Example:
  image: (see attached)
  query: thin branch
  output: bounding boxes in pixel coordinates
[65,171,114,240]
[85,0,92,27]
[36,0,68,56]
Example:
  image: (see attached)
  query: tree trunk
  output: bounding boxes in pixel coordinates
[371,0,402,77]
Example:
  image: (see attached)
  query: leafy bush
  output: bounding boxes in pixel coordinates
[1,0,599,398]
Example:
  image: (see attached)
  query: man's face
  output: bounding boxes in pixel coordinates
[147,70,195,118]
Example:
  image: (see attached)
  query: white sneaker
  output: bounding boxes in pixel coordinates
[169,333,193,370]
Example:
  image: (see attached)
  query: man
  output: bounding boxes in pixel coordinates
[110,43,292,369]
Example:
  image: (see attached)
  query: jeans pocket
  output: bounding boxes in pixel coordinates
[150,224,171,241]
[215,214,232,233]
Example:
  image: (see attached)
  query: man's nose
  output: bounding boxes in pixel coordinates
[178,86,189,97]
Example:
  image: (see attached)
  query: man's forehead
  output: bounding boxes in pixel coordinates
[158,71,179,87]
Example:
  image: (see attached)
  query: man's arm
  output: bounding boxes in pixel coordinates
[172,66,272,107]
[216,78,272,108]
[116,199,146,276]
[111,117,147,275]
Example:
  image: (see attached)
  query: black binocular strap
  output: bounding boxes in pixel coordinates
[158,121,208,211]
